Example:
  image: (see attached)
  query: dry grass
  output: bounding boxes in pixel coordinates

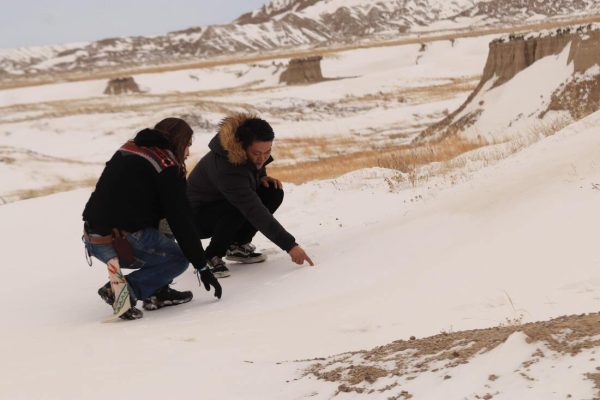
[3,178,98,203]
[526,115,572,139]
[2,75,477,126]
[0,84,261,124]
[272,136,365,162]
[269,135,485,184]
[340,77,479,105]
[268,114,573,186]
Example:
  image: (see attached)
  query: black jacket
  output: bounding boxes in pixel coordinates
[83,129,207,269]
[187,113,296,252]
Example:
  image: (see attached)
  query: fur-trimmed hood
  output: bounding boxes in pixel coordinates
[210,113,255,165]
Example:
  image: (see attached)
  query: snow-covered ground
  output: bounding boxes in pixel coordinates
[2,108,600,399]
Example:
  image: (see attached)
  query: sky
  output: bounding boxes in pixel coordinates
[2,0,268,49]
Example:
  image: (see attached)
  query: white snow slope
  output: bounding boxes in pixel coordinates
[2,106,600,398]
[451,41,575,142]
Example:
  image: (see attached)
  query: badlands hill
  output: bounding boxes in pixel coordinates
[417,23,600,142]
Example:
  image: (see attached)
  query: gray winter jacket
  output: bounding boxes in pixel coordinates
[187,113,296,252]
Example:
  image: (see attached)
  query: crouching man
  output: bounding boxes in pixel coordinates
[187,113,313,278]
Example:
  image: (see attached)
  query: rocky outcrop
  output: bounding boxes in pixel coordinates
[416,24,600,142]
[104,77,141,95]
[482,25,600,87]
[279,56,324,85]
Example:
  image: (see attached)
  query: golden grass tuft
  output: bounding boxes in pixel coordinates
[269,135,485,184]
[3,178,98,203]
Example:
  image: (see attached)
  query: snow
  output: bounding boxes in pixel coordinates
[0,65,275,107]
[0,80,108,107]
[3,18,600,397]
[3,106,600,398]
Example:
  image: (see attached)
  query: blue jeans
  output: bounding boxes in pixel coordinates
[84,228,190,300]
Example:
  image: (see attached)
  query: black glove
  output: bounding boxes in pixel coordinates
[196,266,222,299]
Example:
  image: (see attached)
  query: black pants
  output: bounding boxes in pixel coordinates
[193,185,284,259]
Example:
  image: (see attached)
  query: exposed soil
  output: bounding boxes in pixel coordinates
[304,312,600,396]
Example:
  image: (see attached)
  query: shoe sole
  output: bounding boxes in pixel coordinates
[120,309,144,320]
[225,255,267,264]
[143,297,193,311]
[212,270,231,278]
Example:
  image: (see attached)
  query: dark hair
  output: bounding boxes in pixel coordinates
[154,118,193,167]
[235,118,275,149]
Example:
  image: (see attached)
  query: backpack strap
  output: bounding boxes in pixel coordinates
[119,140,178,173]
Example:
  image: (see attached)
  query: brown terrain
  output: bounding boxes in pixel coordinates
[302,312,600,398]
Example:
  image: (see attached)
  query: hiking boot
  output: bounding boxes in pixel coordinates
[120,307,144,320]
[225,243,267,264]
[98,281,137,305]
[143,286,193,311]
[208,255,230,278]
[98,281,115,305]
[98,281,143,320]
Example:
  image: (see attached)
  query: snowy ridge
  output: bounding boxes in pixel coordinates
[2,0,600,81]
[244,0,479,22]
[0,42,88,75]
[239,0,600,26]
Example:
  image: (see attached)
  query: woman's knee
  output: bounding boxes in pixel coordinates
[84,242,118,264]
[172,253,190,275]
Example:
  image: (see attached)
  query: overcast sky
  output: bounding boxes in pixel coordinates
[2,0,267,49]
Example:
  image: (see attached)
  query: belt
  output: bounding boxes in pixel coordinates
[83,223,129,245]
[83,230,114,245]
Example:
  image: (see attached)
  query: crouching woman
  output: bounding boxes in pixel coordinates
[82,118,221,320]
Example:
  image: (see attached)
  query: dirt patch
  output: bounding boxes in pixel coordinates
[546,75,600,120]
[304,312,600,395]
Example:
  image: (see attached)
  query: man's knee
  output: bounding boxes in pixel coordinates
[258,185,284,212]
